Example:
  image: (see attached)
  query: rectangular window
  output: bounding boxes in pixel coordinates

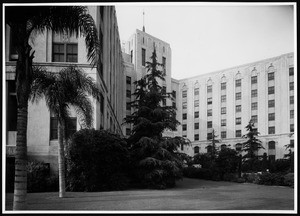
[194,100,199,107]
[268,100,275,108]
[268,72,274,81]
[194,88,199,95]
[207,109,212,116]
[126,103,131,110]
[207,133,213,140]
[290,96,294,104]
[221,95,226,103]
[100,93,104,114]
[126,90,131,98]
[194,134,199,141]
[251,89,257,98]
[207,97,212,105]
[207,121,212,128]
[182,102,187,109]
[182,113,187,120]
[251,115,258,123]
[162,86,166,94]
[182,124,187,131]
[50,117,76,140]
[221,131,226,139]
[172,102,176,108]
[162,57,166,74]
[126,128,131,136]
[221,107,226,114]
[251,102,258,110]
[207,85,212,93]
[221,119,226,127]
[236,117,241,125]
[268,113,275,121]
[194,123,199,130]
[289,67,294,76]
[235,79,241,87]
[162,99,166,106]
[290,124,294,133]
[236,105,241,112]
[268,86,275,95]
[142,48,146,66]
[268,126,275,134]
[221,82,226,90]
[53,43,78,62]
[236,92,241,100]
[126,76,131,85]
[130,50,133,63]
[251,76,257,84]
[182,90,187,98]
[290,110,294,119]
[290,82,294,91]
[236,130,242,137]
[195,111,199,118]
[172,90,176,99]
[50,117,58,140]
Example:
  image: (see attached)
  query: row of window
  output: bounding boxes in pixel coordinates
[192,140,287,154]
[183,123,294,140]
[183,82,294,102]
[183,96,294,111]
[182,72,281,98]
[184,109,294,122]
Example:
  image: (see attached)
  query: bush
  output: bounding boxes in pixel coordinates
[283,173,294,187]
[223,173,238,182]
[182,167,212,180]
[235,178,246,183]
[242,172,260,184]
[66,129,130,192]
[257,172,285,186]
[270,159,291,173]
[27,160,58,192]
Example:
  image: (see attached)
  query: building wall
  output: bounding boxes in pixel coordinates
[122,29,174,136]
[176,53,295,159]
[5,6,125,174]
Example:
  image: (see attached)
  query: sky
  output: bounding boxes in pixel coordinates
[115,3,295,80]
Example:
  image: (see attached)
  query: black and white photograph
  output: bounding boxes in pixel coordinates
[2,1,296,214]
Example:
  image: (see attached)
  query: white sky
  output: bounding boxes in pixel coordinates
[115,3,295,80]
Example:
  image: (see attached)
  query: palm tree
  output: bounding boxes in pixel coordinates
[5,6,99,210]
[30,65,102,198]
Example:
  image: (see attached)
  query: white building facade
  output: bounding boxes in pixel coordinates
[174,53,295,160]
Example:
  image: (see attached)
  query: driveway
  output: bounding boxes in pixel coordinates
[4,178,295,212]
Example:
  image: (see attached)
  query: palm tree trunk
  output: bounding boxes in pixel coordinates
[13,41,33,210]
[13,105,28,210]
[58,121,66,198]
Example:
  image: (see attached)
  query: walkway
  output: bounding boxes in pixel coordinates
[5,178,295,212]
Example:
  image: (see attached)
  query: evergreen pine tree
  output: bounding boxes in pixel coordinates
[241,120,264,171]
[125,47,189,189]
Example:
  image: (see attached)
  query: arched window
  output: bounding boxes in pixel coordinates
[207,145,212,153]
[221,144,227,150]
[236,143,242,151]
[194,146,200,154]
[268,141,275,150]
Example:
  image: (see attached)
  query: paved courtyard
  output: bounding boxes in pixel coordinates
[5,178,294,212]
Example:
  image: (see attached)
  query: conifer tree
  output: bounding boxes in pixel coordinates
[241,120,264,171]
[125,47,188,189]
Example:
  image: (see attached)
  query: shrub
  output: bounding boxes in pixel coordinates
[66,129,130,192]
[27,160,58,192]
[223,173,238,182]
[235,178,246,183]
[182,167,212,180]
[257,172,285,186]
[283,173,294,187]
[271,159,291,173]
[242,172,260,184]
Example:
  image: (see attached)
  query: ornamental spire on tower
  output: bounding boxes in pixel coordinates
[143,10,145,32]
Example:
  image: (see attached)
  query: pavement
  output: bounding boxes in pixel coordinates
[4,178,295,212]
